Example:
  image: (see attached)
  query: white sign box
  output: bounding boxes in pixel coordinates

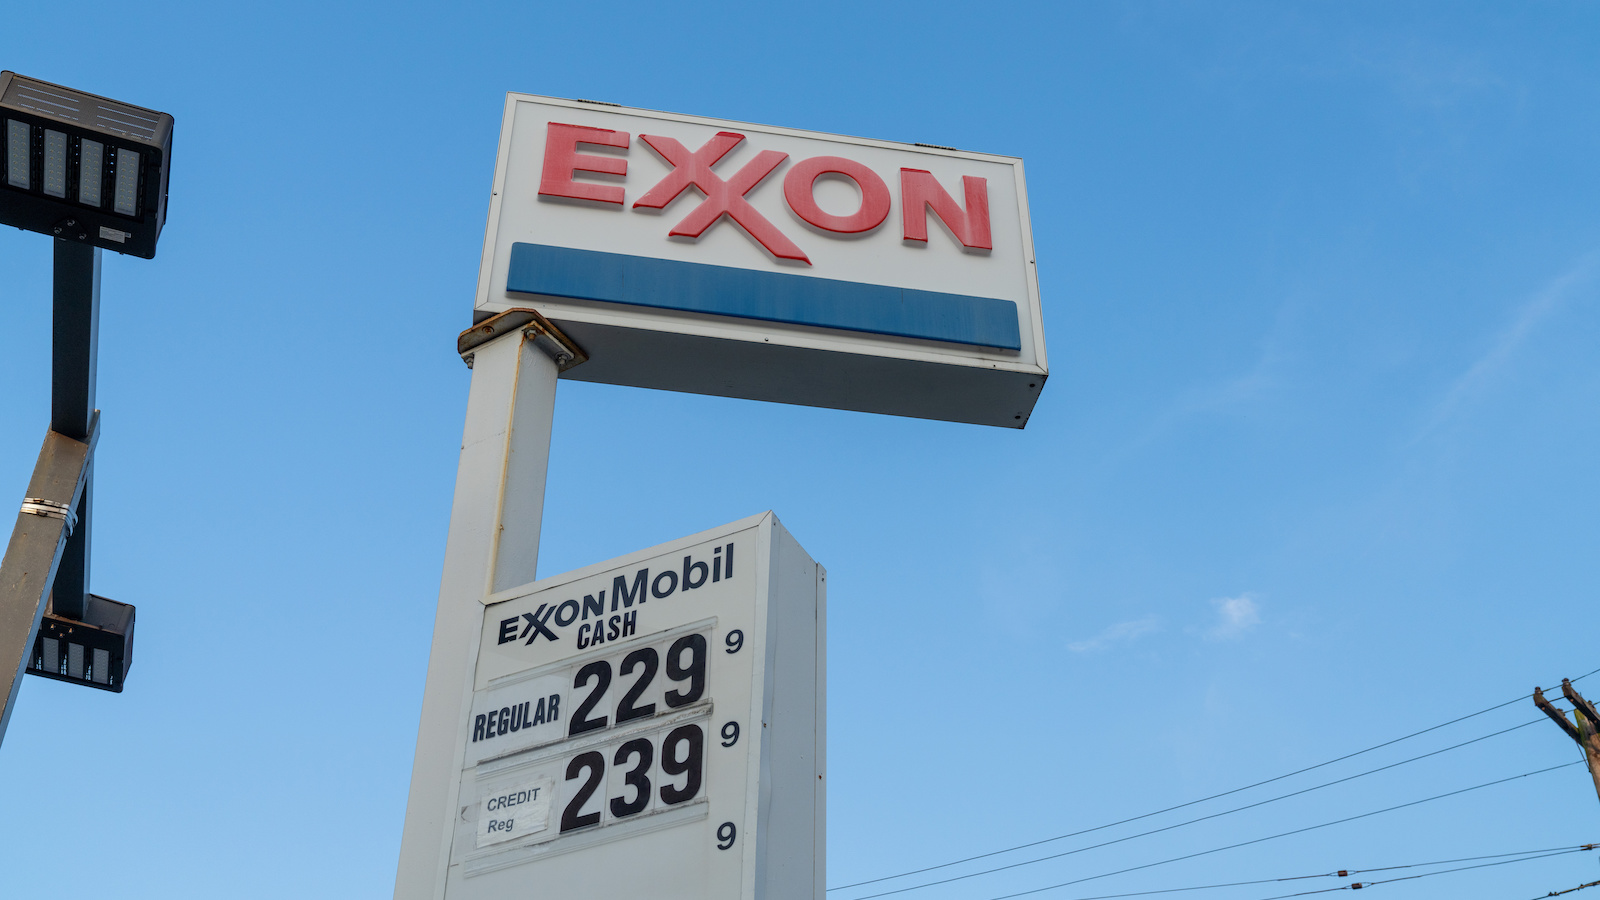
[441,513,825,900]
[476,94,1048,428]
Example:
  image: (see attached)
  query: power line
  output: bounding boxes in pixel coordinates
[1251,848,1598,899]
[838,719,1543,896]
[1530,879,1600,899]
[930,846,1596,900]
[853,761,1581,900]
[1564,665,1599,686]
[831,667,1600,893]
[1356,848,1594,891]
[1347,844,1597,876]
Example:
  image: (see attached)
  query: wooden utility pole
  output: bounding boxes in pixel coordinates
[1534,679,1600,806]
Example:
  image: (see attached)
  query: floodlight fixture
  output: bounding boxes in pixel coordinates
[27,594,134,692]
[0,71,172,259]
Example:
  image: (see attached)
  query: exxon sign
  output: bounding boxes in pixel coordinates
[474,96,1047,428]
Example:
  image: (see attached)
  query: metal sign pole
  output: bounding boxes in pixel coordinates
[396,311,582,900]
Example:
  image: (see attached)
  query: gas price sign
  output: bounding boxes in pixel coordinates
[438,513,825,900]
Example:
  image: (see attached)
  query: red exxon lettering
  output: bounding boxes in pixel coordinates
[633,132,811,264]
[539,122,630,206]
[783,156,891,235]
[900,169,992,251]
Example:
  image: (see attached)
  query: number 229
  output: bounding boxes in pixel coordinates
[569,634,708,738]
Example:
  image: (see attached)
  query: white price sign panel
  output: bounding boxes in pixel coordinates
[441,513,825,900]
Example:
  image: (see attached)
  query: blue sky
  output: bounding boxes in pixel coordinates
[2,2,1598,898]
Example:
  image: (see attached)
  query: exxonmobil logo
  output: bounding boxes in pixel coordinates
[537,122,993,266]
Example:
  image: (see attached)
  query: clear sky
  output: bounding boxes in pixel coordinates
[2,2,1598,898]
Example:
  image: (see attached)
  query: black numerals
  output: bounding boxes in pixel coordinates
[561,751,605,832]
[616,647,659,723]
[665,634,707,708]
[660,723,705,805]
[546,630,716,838]
[569,661,612,736]
[717,821,737,849]
[725,629,744,654]
[720,721,740,747]
[610,738,654,818]
[560,630,713,741]
[559,724,705,833]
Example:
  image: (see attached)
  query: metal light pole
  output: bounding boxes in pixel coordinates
[0,71,172,745]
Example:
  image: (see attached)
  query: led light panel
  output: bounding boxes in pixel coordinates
[78,138,102,207]
[112,147,138,216]
[5,119,27,189]
[42,128,66,198]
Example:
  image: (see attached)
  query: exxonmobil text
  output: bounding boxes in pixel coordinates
[497,542,735,651]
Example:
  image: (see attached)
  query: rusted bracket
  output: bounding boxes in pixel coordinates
[457,309,586,373]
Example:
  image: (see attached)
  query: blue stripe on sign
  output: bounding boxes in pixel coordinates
[506,243,1022,351]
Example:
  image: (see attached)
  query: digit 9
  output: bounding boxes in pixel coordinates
[665,633,706,707]
[659,723,704,805]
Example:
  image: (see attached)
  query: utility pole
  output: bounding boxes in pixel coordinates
[1534,679,1600,807]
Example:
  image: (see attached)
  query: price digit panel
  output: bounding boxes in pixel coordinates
[471,710,711,850]
[464,624,718,767]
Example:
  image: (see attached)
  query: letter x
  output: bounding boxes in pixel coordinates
[634,132,811,265]
[521,605,559,644]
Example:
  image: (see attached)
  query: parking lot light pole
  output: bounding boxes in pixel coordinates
[0,71,172,746]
